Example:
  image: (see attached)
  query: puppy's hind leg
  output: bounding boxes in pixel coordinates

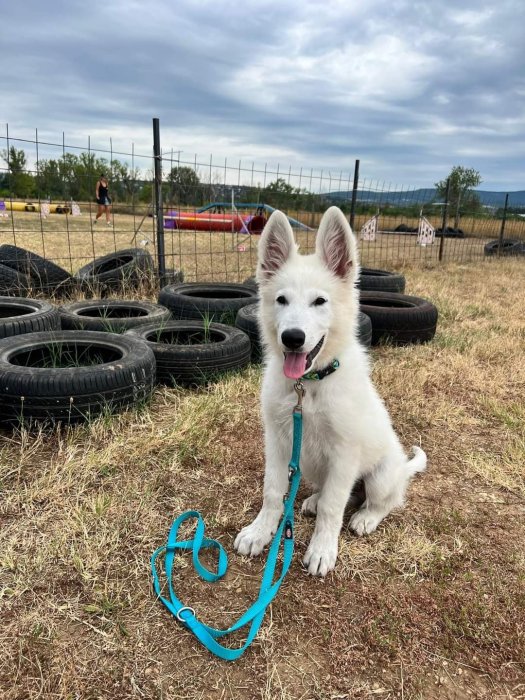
[301,483,321,517]
[349,447,426,536]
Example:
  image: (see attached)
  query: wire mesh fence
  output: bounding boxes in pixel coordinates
[1,120,524,291]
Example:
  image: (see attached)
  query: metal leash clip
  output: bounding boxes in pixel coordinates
[293,380,305,412]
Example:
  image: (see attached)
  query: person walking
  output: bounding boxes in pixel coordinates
[94,174,112,225]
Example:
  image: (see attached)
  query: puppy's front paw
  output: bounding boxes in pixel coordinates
[349,508,382,536]
[234,521,273,557]
[302,531,338,577]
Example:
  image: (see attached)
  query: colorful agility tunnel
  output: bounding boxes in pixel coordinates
[3,201,72,214]
[163,210,267,233]
[163,202,312,234]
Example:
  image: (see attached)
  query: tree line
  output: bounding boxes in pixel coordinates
[0,147,321,209]
[0,147,144,203]
[1,147,492,226]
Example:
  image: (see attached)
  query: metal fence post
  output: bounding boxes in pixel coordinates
[152,117,166,282]
[349,159,360,230]
[497,193,509,257]
[438,178,450,262]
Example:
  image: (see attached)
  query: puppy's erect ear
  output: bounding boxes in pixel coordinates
[315,206,358,280]
[257,210,297,282]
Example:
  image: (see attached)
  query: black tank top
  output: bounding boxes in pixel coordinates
[98,181,108,199]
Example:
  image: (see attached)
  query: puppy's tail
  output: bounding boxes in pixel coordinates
[407,445,427,475]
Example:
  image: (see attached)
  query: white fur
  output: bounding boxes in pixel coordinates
[234,206,427,576]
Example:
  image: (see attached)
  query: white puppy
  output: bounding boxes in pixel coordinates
[235,207,426,576]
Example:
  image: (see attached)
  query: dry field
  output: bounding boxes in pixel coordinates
[2,209,524,284]
[1,232,525,698]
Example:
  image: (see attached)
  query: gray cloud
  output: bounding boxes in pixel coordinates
[2,0,525,190]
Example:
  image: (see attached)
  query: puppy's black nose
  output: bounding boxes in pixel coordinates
[281,328,305,350]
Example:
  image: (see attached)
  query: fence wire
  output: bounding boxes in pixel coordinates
[1,123,524,287]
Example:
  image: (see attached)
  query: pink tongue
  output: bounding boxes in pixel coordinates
[283,352,308,379]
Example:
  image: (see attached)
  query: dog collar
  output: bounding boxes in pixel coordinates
[302,359,340,381]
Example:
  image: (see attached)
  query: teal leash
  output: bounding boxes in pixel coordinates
[150,380,306,661]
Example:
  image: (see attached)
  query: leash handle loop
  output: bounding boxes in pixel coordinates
[151,406,304,661]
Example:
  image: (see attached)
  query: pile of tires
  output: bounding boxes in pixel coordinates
[356,266,438,346]
[358,267,406,293]
[0,245,183,298]
[0,254,441,425]
[484,239,525,257]
[360,291,438,345]
[0,288,255,424]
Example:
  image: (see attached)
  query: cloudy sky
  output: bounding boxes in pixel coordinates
[2,0,525,191]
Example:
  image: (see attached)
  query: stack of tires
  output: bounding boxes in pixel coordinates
[358,267,438,346]
[141,282,256,385]
[0,245,172,297]
[0,296,156,425]
[0,246,187,425]
[0,249,439,428]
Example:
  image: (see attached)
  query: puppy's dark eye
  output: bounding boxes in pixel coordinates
[313,297,327,306]
[276,295,288,305]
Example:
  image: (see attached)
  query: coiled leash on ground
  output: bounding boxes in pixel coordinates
[150,380,306,660]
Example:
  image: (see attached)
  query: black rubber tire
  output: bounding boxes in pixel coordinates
[242,276,258,290]
[0,297,61,339]
[484,239,525,256]
[357,311,372,348]
[435,227,465,239]
[235,303,262,361]
[0,244,73,295]
[0,262,31,295]
[125,320,251,386]
[59,300,172,333]
[360,291,438,346]
[358,267,406,293]
[0,330,156,424]
[158,283,258,325]
[75,248,154,292]
[394,224,418,233]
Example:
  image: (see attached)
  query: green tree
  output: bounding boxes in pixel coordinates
[435,166,482,228]
[167,166,201,205]
[1,147,35,198]
[109,159,140,201]
[262,178,314,211]
[37,158,63,199]
[38,152,109,202]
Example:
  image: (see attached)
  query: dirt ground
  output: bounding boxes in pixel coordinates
[0,244,524,698]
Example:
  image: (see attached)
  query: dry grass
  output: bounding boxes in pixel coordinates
[1,254,525,699]
[2,209,524,286]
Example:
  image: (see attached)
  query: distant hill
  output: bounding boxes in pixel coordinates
[327,189,525,208]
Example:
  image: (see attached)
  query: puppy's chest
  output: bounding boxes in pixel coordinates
[272,389,340,455]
